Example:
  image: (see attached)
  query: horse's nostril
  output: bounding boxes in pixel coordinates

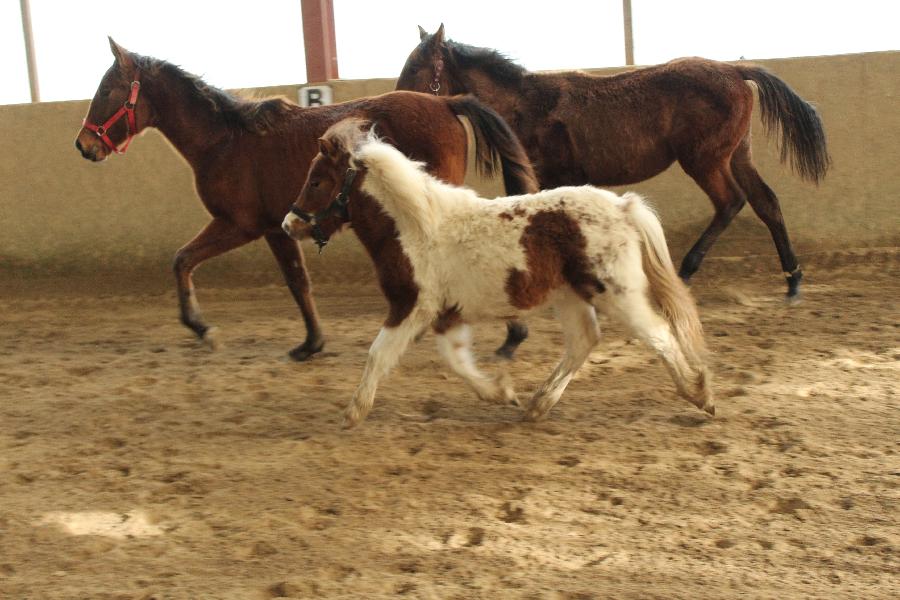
[75,139,83,152]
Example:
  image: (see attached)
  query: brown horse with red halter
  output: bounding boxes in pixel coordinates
[75,37,537,360]
[397,26,831,300]
[81,70,141,155]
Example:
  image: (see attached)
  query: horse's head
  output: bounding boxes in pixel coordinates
[282,118,371,250]
[396,24,456,96]
[75,38,154,161]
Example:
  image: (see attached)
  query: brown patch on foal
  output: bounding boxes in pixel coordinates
[432,305,463,334]
[505,209,604,310]
[498,205,527,222]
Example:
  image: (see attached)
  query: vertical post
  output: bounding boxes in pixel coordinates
[622,0,635,66]
[20,0,40,102]
[301,0,339,83]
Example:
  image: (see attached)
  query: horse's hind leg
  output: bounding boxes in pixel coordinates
[344,313,428,428]
[731,144,803,299]
[604,287,713,414]
[435,321,518,407]
[678,161,747,282]
[265,231,324,361]
[174,218,254,348]
[525,290,600,422]
[494,320,529,359]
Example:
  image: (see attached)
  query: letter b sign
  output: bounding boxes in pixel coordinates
[299,85,333,107]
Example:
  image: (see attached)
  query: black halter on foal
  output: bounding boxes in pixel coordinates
[291,168,358,252]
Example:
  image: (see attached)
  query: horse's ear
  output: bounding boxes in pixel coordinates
[108,36,135,71]
[418,25,428,41]
[318,137,337,162]
[431,24,446,48]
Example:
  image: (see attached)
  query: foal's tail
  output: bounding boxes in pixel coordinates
[445,95,540,196]
[622,193,707,366]
[736,65,831,184]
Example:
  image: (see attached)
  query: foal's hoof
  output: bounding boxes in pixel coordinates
[522,408,548,423]
[202,327,222,351]
[288,339,324,362]
[341,410,362,430]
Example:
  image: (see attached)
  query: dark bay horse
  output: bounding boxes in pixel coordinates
[283,119,712,427]
[75,38,537,360]
[397,26,831,299]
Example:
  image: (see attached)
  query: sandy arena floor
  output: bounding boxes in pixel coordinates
[1,252,897,599]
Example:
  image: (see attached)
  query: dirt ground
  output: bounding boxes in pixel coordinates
[1,250,897,600]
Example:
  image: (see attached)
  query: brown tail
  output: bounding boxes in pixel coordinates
[445,95,539,195]
[736,65,831,184]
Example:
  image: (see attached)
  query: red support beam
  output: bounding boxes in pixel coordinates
[301,0,339,83]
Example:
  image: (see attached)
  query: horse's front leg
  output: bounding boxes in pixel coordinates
[525,291,600,421]
[343,313,428,428]
[264,231,324,361]
[174,218,255,348]
[436,321,518,407]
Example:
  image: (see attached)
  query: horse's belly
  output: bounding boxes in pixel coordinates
[434,247,521,320]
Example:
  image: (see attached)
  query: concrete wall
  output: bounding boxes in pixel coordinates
[1,52,897,293]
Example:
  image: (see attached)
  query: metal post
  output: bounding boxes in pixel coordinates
[301,0,339,83]
[20,0,40,102]
[623,0,634,66]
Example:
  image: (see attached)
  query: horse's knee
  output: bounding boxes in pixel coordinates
[173,249,193,278]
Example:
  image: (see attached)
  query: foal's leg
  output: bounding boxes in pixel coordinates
[174,218,255,347]
[731,142,804,300]
[525,291,600,422]
[436,322,518,406]
[677,160,747,283]
[603,287,714,415]
[264,231,324,361]
[343,313,429,428]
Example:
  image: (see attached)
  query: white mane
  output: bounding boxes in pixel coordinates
[353,137,481,238]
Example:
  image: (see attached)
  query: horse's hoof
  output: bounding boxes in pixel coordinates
[522,407,547,422]
[702,402,716,417]
[785,291,802,306]
[341,412,361,429]
[202,327,222,351]
[288,339,324,362]
[494,345,516,361]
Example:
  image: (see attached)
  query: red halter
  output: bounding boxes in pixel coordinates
[82,70,142,154]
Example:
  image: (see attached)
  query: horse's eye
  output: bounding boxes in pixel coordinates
[310,180,320,189]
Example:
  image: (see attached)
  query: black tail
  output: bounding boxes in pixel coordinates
[445,95,539,195]
[737,65,831,184]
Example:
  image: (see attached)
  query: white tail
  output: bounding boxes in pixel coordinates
[621,193,706,361]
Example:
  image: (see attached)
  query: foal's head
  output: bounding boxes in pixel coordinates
[282,118,371,247]
[75,38,154,161]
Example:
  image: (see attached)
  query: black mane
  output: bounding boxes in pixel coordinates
[137,55,294,133]
[444,39,527,83]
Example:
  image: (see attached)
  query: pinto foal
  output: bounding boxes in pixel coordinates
[284,120,715,427]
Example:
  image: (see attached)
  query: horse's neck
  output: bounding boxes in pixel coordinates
[455,68,521,118]
[348,195,405,260]
[361,170,447,241]
[145,74,231,166]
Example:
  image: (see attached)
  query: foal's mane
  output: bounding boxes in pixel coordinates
[321,117,373,160]
[136,55,294,134]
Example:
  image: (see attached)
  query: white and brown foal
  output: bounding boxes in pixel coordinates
[283,119,715,428]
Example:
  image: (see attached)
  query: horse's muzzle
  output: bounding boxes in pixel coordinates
[75,134,106,162]
[282,212,308,240]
